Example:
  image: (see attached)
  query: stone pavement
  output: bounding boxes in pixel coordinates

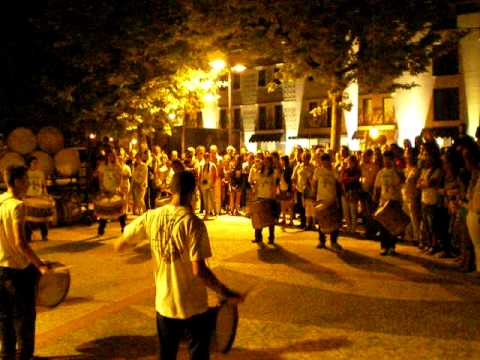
[28,215,480,359]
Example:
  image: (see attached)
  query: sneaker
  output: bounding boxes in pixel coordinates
[380,248,388,256]
[331,243,343,251]
[316,242,326,249]
[387,248,397,256]
[267,239,275,245]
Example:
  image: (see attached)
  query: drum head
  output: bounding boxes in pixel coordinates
[210,302,239,354]
[25,196,55,208]
[36,262,71,308]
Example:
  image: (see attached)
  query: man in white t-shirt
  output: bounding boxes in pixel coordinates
[0,166,50,360]
[374,151,403,256]
[115,171,243,360]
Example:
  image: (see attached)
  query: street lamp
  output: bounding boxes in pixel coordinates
[210,59,246,146]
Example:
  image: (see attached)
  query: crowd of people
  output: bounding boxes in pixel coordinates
[89,124,480,270]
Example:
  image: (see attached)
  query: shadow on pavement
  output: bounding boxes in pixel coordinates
[256,244,351,286]
[337,249,463,285]
[125,243,152,264]
[225,336,352,360]
[37,237,107,255]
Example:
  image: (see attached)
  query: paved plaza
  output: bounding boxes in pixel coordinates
[31,215,480,359]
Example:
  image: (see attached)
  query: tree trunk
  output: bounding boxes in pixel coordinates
[329,92,342,153]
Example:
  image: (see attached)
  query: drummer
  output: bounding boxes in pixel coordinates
[114,170,243,360]
[373,151,403,256]
[97,151,127,236]
[251,155,279,245]
[313,153,343,250]
[0,165,50,360]
[25,156,49,242]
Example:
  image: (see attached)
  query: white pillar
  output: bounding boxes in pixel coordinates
[343,81,359,150]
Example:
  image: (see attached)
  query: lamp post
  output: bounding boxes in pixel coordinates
[210,60,246,146]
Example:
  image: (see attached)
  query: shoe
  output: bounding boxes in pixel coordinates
[41,237,48,242]
[380,248,388,256]
[97,229,105,236]
[267,239,275,245]
[316,242,326,249]
[251,239,261,243]
[387,248,397,256]
[331,243,343,251]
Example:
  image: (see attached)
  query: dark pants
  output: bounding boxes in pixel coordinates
[294,192,306,226]
[378,224,397,251]
[255,225,275,243]
[25,222,48,242]
[98,214,127,235]
[319,230,339,245]
[156,311,211,360]
[0,265,39,360]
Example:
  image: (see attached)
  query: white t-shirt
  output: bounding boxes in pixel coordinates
[27,169,46,197]
[132,162,148,187]
[313,167,337,203]
[102,164,122,193]
[123,204,212,319]
[374,168,402,204]
[255,171,277,199]
[0,193,30,269]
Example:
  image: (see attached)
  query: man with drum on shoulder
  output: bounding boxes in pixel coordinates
[25,156,50,242]
[0,165,50,360]
[115,170,243,360]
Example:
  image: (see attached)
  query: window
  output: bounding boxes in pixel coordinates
[383,97,395,123]
[219,75,228,91]
[434,88,459,121]
[258,70,267,87]
[234,108,241,130]
[233,73,241,90]
[196,111,203,127]
[258,106,267,130]
[433,47,459,76]
[184,113,191,127]
[274,105,283,129]
[362,98,373,125]
[219,109,228,129]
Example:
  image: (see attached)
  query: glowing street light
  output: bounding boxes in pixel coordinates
[369,127,379,139]
[168,113,176,120]
[209,59,226,71]
[89,133,96,140]
[231,64,246,73]
[203,93,217,102]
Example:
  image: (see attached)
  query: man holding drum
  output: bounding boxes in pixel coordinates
[115,170,243,360]
[0,166,50,360]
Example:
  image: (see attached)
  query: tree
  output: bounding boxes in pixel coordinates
[182,0,461,151]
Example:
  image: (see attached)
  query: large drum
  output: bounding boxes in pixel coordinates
[54,148,81,177]
[37,126,64,154]
[95,194,125,220]
[37,261,70,308]
[0,152,25,174]
[249,199,277,230]
[315,201,342,234]
[7,128,37,155]
[24,196,56,223]
[207,301,239,354]
[374,200,410,236]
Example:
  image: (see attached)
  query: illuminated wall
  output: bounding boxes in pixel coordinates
[394,72,434,144]
[201,101,218,128]
[459,13,480,137]
[343,81,359,150]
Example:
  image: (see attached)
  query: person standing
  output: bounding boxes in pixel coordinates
[115,171,243,360]
[98,152,127,235]
[0,166,50,360]
[25,156,50,242]
[464,145,480,277]
[374,151,403,255]
[132,152,149,216]
[198,154,217,220]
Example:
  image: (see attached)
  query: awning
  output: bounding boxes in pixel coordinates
[422,127,458,138]
[352,130,367,140]
[249,133,283,143]
[288,133,330,140]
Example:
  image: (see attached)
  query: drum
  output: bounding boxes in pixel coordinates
[250,199,276,229]
[315,201,342,233]
[54,148,81,177]
[0,152,25,174]
[208,301,239,354]
[7,127,36,154]
[37,126,64,154]
[29,150,54,176]
[155,195,171,208]
[374,200,410,236]
[37,261,70,308]
[95,194,125,220]
[24,196,56,223]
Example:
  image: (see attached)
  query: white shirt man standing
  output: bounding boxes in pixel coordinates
[115,171,243,360]
[0,165,50,360]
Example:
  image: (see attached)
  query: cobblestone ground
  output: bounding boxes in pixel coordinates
[30,215,480,359]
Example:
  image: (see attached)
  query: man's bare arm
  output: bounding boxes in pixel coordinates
[14,221,49,274]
